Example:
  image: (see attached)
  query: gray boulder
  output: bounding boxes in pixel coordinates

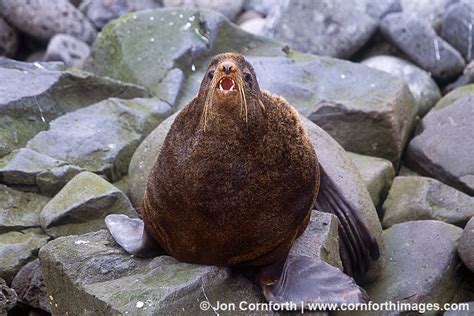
[11,259,50,313]
[349,152,395,210]
[0,0,97,43]
[0,184,49,234]
[366,220,463,306]
[382,176,474,228]
[435,84,474,110]
[441,3,474,62]
[0,58,148,156]
[27,98,172,182]
[458,217,474,272]
[0,228,49,284]
[44,34,90,68]
[0,16,17,57]
[0,278,16,314]
[380,12,465,80]
[40,171,137,237]
[128,113,386,283]
[362,55,441,116]
[163,0,244,21]
[405,96,474,195]
[400,0,456,30]
[0,148,84,197]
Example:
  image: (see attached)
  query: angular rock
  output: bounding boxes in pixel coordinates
[349,152,395,210]
[80,0,162,29]
[435,84,474,110]
[0,148,84,196]
[366,220,463,306]
[0,184,49,234]
[405,96,474,195]
[44,34,90,67]
[39,230,264,315]
[128,113,386,283]
[27,98,172,182]
[441,3,474,62]
[163,0,244,21]
[459,217,474,272]
[11,259,50,313]
[0,0,97,44]
[362,55,441,116]
[0,58,148,156]
[0,228,49,284]
[382,176,474,228]
[290,211,342,270]
[40,171,137,237]
[0,16,17,57]
[380,12,465,80]
[0,278,16,314]
[262,0,378,59]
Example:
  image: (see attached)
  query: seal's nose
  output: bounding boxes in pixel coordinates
[221,62,235,74]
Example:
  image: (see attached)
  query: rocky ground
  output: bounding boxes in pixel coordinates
[0,0,473,315]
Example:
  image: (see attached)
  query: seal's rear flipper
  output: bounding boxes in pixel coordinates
[105,214,164,258]
[259,256,368,308]
[316,164,380,276]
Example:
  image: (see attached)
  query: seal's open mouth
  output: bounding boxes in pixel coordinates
[218,77,235,91]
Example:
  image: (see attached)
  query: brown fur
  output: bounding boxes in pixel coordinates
[141,53,320,267]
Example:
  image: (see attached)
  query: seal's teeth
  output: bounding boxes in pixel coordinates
[219,82,223,91]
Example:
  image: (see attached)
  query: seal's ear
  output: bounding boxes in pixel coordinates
[316,164,380,276]
[105,214,164,258]
[259,255,368,308]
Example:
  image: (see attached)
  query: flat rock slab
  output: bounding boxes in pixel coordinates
[128,113,385,283]
[366,220,463,306]
[380,12,465,80]
[40,171,137,238]
[405,95,474,195]
[362,55,441,116]
[0,184,49,234]
[382,176,474,228]
[0,228,49,284]
[459,217,474,273]
[27,98,172,182]
[0,59,148,156]
[349,152,395,210]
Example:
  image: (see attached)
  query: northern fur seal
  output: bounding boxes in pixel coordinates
[106,53,379,305]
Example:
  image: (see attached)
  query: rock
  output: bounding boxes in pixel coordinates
[400,0,455,30]
[459,217,474,272]
[44,34,90,67]
[405,96,474,195]
[0,184,49,234]
[243,0,278,16]
[349,153,395,210]
[262,0,378,59]
[39,230,264,315]
[362,55,441,116]
[163,0,244,21]
[239,17,266,36]
[40,172,137,237]
[366,220,463,306]
[27,98,172,182]
[0,278,16,314]
[128,113,386,283]
[235,10,263,25]
[0,16,18,57]
[0,58,148,156]
[380,12,465,80]
[0,0,97,44]
[290,211,342,270]
[11,259,50,313]
[113,175,129,195]
[0,148,84,196]
[436,84,474,110]
[441,3,474,62]
[398,165,420,177]
[80,0,162,29]
[0,228,49,284]
[382,176,474,228]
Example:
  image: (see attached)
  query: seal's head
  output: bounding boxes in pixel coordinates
[198,53,265,128]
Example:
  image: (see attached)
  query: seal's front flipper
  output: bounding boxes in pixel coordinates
[259,256,368,308]
[105,214,164,258]
[316,164,380,276]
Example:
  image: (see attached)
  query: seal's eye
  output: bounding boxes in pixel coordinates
[244,72,252,82]
[208,71,214,80]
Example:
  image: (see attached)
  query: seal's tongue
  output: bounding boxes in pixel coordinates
[219,77,235,91]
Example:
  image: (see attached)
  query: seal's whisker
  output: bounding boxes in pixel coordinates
[258,98,266,111]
